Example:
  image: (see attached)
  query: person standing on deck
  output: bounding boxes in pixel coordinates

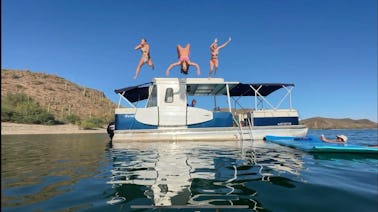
[209,37,231,77]
[134,38,155,79]
[187,99,196,107]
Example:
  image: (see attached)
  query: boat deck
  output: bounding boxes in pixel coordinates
[112,125,308,145]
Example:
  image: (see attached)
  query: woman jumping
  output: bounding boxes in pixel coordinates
[209,37,231,77]
[134,38,155,79]
[165,44,200,76]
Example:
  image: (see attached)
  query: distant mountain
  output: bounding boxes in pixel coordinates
[1,69,117,122]
[301,117,377,129]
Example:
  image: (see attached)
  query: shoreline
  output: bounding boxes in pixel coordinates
[1,122,106,135]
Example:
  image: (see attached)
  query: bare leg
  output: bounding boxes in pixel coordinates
[214,60,219,76]
[134,59,145,79]
[148,59,155,70]
[209,61,214,78]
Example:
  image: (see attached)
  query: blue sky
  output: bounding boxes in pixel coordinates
[2,0,377,122]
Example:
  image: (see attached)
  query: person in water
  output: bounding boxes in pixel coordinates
[320,134,348,143]
[134,38,155,79]
[165,44,200,76]
[320,134,378,147]
[209,37,231,77]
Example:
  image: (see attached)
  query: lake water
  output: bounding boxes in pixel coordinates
[2,129,377,211]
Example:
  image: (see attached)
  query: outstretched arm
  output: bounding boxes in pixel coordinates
[210,38,218,48]
[134,43,142,50]
[165,61,181,76]
[218,37,231,49]
[189,61,201,76]
[320,135,334,143]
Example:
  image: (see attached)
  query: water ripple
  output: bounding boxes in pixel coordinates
[2,130,377,211]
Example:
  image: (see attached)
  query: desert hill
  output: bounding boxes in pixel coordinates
[301,117,377,129]
[1,69,116,122]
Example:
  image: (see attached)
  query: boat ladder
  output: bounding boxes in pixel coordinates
[233,117,245,141]
[246,117,253,140]
[235,118,253,141]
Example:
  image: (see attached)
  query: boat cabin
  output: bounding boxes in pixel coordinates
[114,78,300,130]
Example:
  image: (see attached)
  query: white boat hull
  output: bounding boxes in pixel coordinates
[111,125,308,146]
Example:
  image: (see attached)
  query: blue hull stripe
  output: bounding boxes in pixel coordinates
[188,112,233,128]
[115,114,157,130]
[115,113,298,129]
[115,112,233,130]
[253,117,299,126]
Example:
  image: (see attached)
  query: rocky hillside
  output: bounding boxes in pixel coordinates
[301,117,377,129]
[1,69,117,122]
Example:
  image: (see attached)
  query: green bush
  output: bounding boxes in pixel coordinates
[1,92,57,125]
[79,117,105,129]
[63,114,81,124]
[1,105,14,122]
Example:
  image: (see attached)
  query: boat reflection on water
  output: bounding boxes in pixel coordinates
[107,140,305,208]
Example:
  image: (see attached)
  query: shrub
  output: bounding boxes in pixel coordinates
[78,117,105,129]
[63,114,81,124]
[1,92,57,125]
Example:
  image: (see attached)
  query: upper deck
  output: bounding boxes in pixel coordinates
[115,77,295,104]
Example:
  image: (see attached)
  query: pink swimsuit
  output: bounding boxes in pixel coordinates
[179,56,189,62]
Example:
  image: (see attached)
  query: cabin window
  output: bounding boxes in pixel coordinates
[165,88,174,103]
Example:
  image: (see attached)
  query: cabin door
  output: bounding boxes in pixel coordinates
[157,80,187,127]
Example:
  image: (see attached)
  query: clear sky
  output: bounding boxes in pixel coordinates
[2,0,377,122]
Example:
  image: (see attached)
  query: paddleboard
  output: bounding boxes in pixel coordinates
[264,135,378,154]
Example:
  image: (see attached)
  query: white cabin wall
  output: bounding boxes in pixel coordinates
[155,78,187,127]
